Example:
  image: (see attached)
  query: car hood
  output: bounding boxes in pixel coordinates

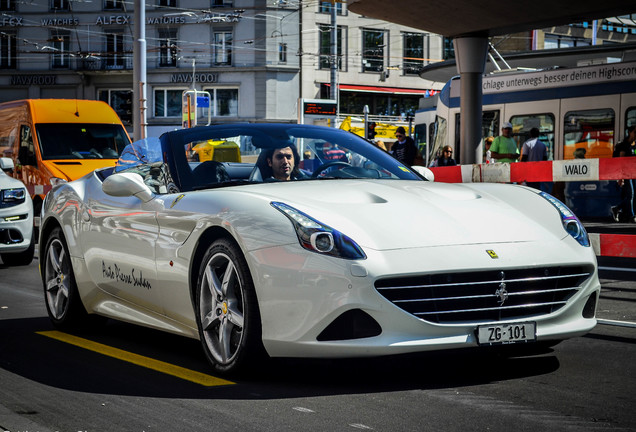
[0,171,28,190]
[248,180,566,250]
[41,159,117,182]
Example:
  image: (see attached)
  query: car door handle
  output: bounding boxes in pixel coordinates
[82,210,91,222]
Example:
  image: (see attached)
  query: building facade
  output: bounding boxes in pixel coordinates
[0,0,442,136]
[301,1,443,124]
[491,16,636,53]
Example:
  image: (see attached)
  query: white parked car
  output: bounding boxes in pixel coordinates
[0,157,34,266]
[39,124,600,375]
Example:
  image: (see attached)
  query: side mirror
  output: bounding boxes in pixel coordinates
[102,172,154,203]
[411,165,435,182]
[0,157,14,172]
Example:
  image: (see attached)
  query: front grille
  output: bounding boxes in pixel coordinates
[375,266,592,324]
[0,197,26,209]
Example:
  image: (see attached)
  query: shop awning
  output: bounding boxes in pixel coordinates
[325,83,438,96]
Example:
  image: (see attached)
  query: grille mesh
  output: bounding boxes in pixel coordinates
[375,266,592,324]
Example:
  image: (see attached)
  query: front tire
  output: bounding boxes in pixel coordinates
[42,226,89,328]
[196,238,264,375]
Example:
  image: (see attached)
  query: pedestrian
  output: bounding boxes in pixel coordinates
[490,122,518,162]
[484,136,494,163]
[391,126,416,166]
[521,127,547,189]
[611,125,636,223]
[434,145,457,167]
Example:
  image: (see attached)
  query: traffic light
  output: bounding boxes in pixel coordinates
[367,122,376,140]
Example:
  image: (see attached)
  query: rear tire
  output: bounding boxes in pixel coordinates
[195,238,265,375]
[42,227,90,328]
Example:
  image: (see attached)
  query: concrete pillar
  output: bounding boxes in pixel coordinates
[453,37,489,164]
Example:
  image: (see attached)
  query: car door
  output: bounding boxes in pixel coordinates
[80,178,161,314]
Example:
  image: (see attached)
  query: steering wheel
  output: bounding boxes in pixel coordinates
[311,161,352,178]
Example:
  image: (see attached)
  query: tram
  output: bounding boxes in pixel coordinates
[415,61,636,217]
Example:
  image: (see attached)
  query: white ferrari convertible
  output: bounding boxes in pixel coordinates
[39,124,599,374]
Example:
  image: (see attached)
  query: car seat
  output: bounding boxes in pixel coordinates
[248,152,273,182]
[191,160,230,186]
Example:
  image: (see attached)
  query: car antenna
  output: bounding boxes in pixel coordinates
[74,99,79,117]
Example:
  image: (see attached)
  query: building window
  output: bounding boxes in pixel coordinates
[403,32,424,75]
[51,33,70,69]
[158,0,177,7]
[213,31,232,65]
[319,1,344,15]
[203,88,239,117]
[154,89,183,117]
[0,0,16,11]
[337,91,420,117]
[159,29,178,67]
[443,37,455,60]
[50,0,70,11]
[211,0,232,7]
[98,89,133,125]
[544,35,591,49]
[362,29,384,73]
[105,31,126,69]
[278,43,287,63]
[0,32,17,69]
[104,0,124,9]
[319,24,344,70]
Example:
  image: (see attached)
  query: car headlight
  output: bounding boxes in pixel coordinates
[2,188,26,202]
[539,191,590,247]
[271,201,366,260]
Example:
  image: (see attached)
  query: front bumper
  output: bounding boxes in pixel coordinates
[0,198,34,254]
[249,237,600,358]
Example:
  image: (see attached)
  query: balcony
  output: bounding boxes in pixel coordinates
[79,55,133,71]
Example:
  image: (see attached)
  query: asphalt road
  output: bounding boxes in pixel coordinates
[1,257,635,432]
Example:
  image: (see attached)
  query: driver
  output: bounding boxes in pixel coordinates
[264,144,301,181]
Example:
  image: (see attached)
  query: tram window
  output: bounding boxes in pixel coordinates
[452,110,499,164]
[430,115,447,165]
[414,123,427,156]
[563,108,615,159]
[510,114,555,160]
[626,107,636,131]
[454,113,461,164]
[483,110,499,140]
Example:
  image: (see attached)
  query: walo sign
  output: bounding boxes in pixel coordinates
[553,159,599,182]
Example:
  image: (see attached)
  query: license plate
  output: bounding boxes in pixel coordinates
[477,322,536,345]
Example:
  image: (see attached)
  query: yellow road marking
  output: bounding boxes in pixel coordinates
[37,330,235,387]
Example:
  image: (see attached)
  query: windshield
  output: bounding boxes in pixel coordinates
[36,123,130,160]
[178,124,421,190]
[112,124,424,193]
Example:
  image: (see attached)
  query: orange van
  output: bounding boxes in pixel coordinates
[0,99,131,218]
